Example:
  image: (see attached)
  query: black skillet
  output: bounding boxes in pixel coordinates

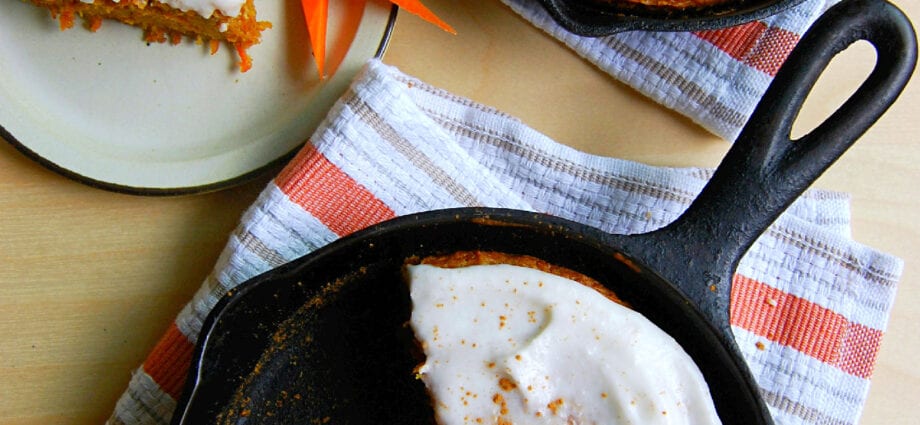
[536,0,807,36]
[171,0,916,423]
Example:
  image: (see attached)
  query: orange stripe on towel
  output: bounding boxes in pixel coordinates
[275,144,396,236]
[696,22,767,63]
[838,322,884,378]
[695,24,800,76]
[742,26,801,77]
[143,323,195,400]
[731,275,882,378]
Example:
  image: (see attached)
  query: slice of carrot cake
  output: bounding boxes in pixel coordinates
[25,0,271,72]
[404,251,724,425]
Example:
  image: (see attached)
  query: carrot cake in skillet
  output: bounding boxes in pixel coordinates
[24,0,271,72]
[404,251,723,424]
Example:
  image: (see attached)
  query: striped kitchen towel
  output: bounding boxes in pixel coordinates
[500,0,833,140]
[109,59,902,425]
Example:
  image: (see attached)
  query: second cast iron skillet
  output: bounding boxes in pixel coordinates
[537,0,807,36]
[171,0,916,423]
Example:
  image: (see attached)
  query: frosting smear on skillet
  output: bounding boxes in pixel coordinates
[406,256,722,425]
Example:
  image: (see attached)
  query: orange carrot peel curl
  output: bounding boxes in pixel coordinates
[302,0,454,76]
[235,43,254,73]
[302,0,328,77]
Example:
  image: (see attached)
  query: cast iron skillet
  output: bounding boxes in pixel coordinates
[536,0,806,36]
[171,0,916,423]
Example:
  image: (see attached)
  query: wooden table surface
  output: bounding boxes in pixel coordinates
[1,0,918,423]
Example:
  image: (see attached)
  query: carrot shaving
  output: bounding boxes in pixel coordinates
[389,0,455,34]
[88,16,103,32]
[209,39,220,55]
[235,43,253,73]
[301,0,328,77]
[59,6,76,30]
[298,0,453,76]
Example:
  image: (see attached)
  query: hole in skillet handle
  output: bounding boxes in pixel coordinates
[536,0,809,36]
[607,0,915,422]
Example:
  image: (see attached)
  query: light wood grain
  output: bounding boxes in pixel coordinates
[1,0,918,423]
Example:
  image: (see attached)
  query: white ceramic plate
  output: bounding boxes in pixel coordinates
[0,0,395,194]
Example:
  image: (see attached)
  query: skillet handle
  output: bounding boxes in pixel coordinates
[679,0,916,241]
[619,0,916,329]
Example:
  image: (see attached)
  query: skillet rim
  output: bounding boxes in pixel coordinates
[171,207,769,425]
[536,0,810,36]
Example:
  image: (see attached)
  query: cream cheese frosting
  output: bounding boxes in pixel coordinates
[156,0,243,18]
[406,263,723,425]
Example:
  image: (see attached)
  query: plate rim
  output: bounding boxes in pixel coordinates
[0,4,398,197]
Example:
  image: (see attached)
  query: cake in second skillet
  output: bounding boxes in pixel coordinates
[405,251,723,425]
[589,0,733,10]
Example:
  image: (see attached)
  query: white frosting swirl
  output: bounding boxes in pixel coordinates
[407,263,723,425]
[155,0,244,18]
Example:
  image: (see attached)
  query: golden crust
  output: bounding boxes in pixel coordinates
[412,250,629,308]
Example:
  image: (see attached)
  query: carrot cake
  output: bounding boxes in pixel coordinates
[591,0,733,9]
[25,0,271,72]
[405,251,723,424]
